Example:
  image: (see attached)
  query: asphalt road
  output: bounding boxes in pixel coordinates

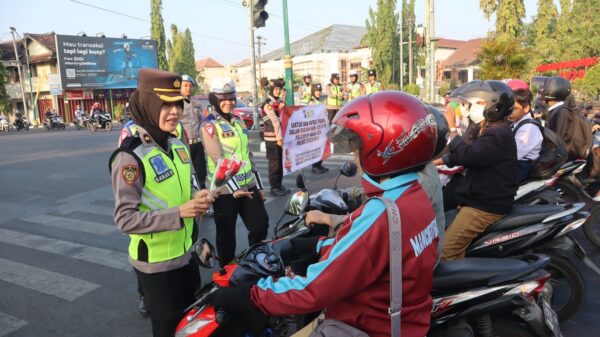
[0,126,598,337]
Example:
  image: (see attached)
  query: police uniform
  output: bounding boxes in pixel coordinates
[326,73,343,122]
[299,75,312,105]
[346,80,365,101]
[110,69,201,337]
[181,83,208,189]
[201,78,269,266]
[309,83,330,174]
[365,69,384,94]
[262,94,288,195]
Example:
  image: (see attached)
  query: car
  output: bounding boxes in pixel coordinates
[233,100,264,130]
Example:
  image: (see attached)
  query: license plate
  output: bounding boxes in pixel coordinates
[542,299,562,337]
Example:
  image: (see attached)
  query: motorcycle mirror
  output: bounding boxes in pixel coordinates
[296,172,307,190]
[339,162,357,178]
[287,191,309,216]
[195,238,217,268]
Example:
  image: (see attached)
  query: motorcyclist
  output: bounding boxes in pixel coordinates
[74,105,84,126]
[91,102,103,124]
[542,76,578,160]
[206,91,440,337]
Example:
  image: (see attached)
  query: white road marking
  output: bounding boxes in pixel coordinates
[0,258,99,302]
[0,312,27,337]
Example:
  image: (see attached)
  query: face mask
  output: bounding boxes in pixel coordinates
[469,103,486,124]
[460,103,470,118]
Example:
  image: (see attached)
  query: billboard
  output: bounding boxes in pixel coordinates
[55,34,158,90]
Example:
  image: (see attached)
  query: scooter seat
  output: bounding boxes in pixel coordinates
[486,204,564,232]
[433,257,531,293]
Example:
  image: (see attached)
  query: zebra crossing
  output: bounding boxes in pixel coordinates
[0,152,353,336]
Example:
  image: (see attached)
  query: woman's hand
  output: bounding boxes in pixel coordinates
[233,189,254,199]
[179,190,215,218]
[305,210,334,228]
[432,158,444,166]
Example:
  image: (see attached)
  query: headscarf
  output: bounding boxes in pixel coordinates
[129,90,176,150]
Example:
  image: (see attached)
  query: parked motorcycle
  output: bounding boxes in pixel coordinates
[45,115,65,131]
[0,116,10,132]
[13,116,30,131]
[90,112,113,131]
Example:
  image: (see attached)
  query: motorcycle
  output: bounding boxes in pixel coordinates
[90,112,113,132]
[0,117,10,132]
[13,116,30,131]
[45,115,65,131]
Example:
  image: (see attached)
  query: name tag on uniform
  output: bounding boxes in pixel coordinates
[149,155,174,182]
[175,148,190,163]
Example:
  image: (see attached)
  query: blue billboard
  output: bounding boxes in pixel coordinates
[55,34,158,89]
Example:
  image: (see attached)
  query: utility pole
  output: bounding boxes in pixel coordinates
[10,27,28,120]
[429,0,436,103]
[408,16,413,84]
[282,0,294,106]
[21,35,38,122]
[256,35,266,79]
[248,0,260,129]
[425,0,432,103]
[400,7,404,91]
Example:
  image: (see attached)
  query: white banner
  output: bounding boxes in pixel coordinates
[281,104,331,175]
[48,74,62,95]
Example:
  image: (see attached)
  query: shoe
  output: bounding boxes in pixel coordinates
[277,186,291,194]
[138,295,150,318]
[312,165,329,174]
[270,187,288,196]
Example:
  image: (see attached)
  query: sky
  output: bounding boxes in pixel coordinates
[1,0,541,65]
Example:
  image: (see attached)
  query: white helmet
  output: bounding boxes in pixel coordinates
[210,78,236,99]
[349,70,358,77]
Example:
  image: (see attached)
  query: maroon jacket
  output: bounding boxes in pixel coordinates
[251,172,439,337]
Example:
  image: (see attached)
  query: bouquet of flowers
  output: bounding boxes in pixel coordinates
[210,156,244,192]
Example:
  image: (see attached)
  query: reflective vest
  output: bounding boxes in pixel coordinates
[206,115,253,187]
[327,84,343,109]
[300,84,312,105]
[348,83,362,101]
[111,137,194,263]
[365,81,383,94]
[308,97,323,105]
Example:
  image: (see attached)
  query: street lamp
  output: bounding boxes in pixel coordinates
[77,31,87,37]
[96,32,106,38]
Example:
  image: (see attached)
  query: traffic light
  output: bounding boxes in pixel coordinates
[252,0,269,28]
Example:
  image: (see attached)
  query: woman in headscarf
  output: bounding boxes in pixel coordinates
[110,68,214,337]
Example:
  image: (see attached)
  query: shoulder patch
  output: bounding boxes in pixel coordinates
[175,147,190,163]
[149,155,174,182]
[121,164,139,185]
[204,123,215,137]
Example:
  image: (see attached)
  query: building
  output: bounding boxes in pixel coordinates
[440,38,485,85]
[195,57,235,94]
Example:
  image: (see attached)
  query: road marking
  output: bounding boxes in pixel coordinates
[0,312,27,337]
[0,258,99,302]
[58,203,115,217]
[21,214,115,235]
[0,228,131,271]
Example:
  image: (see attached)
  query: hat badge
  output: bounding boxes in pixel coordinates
[223,83,231,91]
[174,79,181,88]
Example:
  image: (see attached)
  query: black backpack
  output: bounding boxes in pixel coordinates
[513,118,568,179]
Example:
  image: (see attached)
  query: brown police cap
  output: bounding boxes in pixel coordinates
[137,68,189,103]
[311,83,322,91]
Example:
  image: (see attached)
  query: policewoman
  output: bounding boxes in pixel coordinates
[309,83,329,175]
[326,73,343,122]
[201,78,269,266]
[298,74,312,105]
[365,69,384,94]
[110,68,214,337]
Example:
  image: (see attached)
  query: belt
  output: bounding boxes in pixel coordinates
[189,137,202,145]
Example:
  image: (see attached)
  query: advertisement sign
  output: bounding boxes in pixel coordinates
[48,73,62,95]
[55,34,158,89]
[280,104,331,175]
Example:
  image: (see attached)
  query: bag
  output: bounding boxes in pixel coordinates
[567,108,593,159]
[513,119,567,179]
[308,319,370,337]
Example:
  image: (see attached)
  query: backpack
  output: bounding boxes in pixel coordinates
[567,107,593,159]
[513,119,568,179]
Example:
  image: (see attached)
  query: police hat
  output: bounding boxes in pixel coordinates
[303,74,312,79]
[311,83,322,91]
[137,68,188,103]
[210,78,237,100]
[181,74,196,86]
[331,73,340,79]
[368,69,376,77]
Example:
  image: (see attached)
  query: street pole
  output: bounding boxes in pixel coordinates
[429,0,436,103]
[20,34,38,122]
[408,16,413,84]
[248,0,260,129]
[256,35,266,79]
[424,0,431,103]
[282,0,294,107]
[400,7,404,91]
[10,27,28,120]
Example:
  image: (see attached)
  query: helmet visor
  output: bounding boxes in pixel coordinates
[328,124,362,153]
[214,92,237,100]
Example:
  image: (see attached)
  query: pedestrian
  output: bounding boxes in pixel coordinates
[180,74,208,189]
[308,83,330,175]
[262,81,290,196]
[326,73,343,122]
[110,68,214,337]
[200,78,269,266]
[365,69,384,94]
[298,74,312,105]
[345,70,365,101]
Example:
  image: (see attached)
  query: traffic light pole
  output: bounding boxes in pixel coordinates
[248,0,260,130]
[282,0,294,106]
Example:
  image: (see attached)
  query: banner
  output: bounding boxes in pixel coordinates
[55,34,158,90]
[48,73,62,95]
[280,104,331,175]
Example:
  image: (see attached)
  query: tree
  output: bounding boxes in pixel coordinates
[150,0,168,70]
[364,0,400,88]
[573,63,600,100]
[167,25,197,77]
[527,0,559,69]
[0,54,11,114]
[401,0,416,86]
[480,0,526,37]
[477,35,530,80]
[555,0,600,60]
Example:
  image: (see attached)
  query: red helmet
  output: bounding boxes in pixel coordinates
[503,79,529,91]
[328,91,437,177]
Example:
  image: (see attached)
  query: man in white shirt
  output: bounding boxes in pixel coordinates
[509,88,543,182]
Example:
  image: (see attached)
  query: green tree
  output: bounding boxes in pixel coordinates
[364,0,400,88]
[573,63,600,99]
[401,0,416,86]
[556,0,600,60]
[477,35,530,80]
[527,0,559,71]
[480,0,526,37]
[167,25,197,77]
[0,54,11,114]
[150,0,168,70]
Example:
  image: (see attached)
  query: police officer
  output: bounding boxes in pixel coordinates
[263,82,290,196]
[346,70,365,101]
[326,73,343,122]
[201,78,269,266]
[298,74,312,105]
[365,69,384,94]
[110,68,214,337]
[180,74,208,189]
[310,83,330,175]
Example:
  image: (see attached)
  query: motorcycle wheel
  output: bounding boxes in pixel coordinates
[90,123,97,132]
[547,254,586,321]
[490,316,537,337]
[105,122,113,132]
[583,204,600,248]
[46,125,51,131]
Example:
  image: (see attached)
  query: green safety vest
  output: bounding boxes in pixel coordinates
[300,84,312,104]
[308,97,323,105]
[206,116,253,187]
[365,81,383,94]
[327,84,343,108]
[348,83,362,101]
[110,137,194,263]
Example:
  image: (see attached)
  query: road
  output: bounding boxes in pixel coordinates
[0,127,598,336]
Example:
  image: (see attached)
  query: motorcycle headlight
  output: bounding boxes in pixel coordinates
[174,319,212,337]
